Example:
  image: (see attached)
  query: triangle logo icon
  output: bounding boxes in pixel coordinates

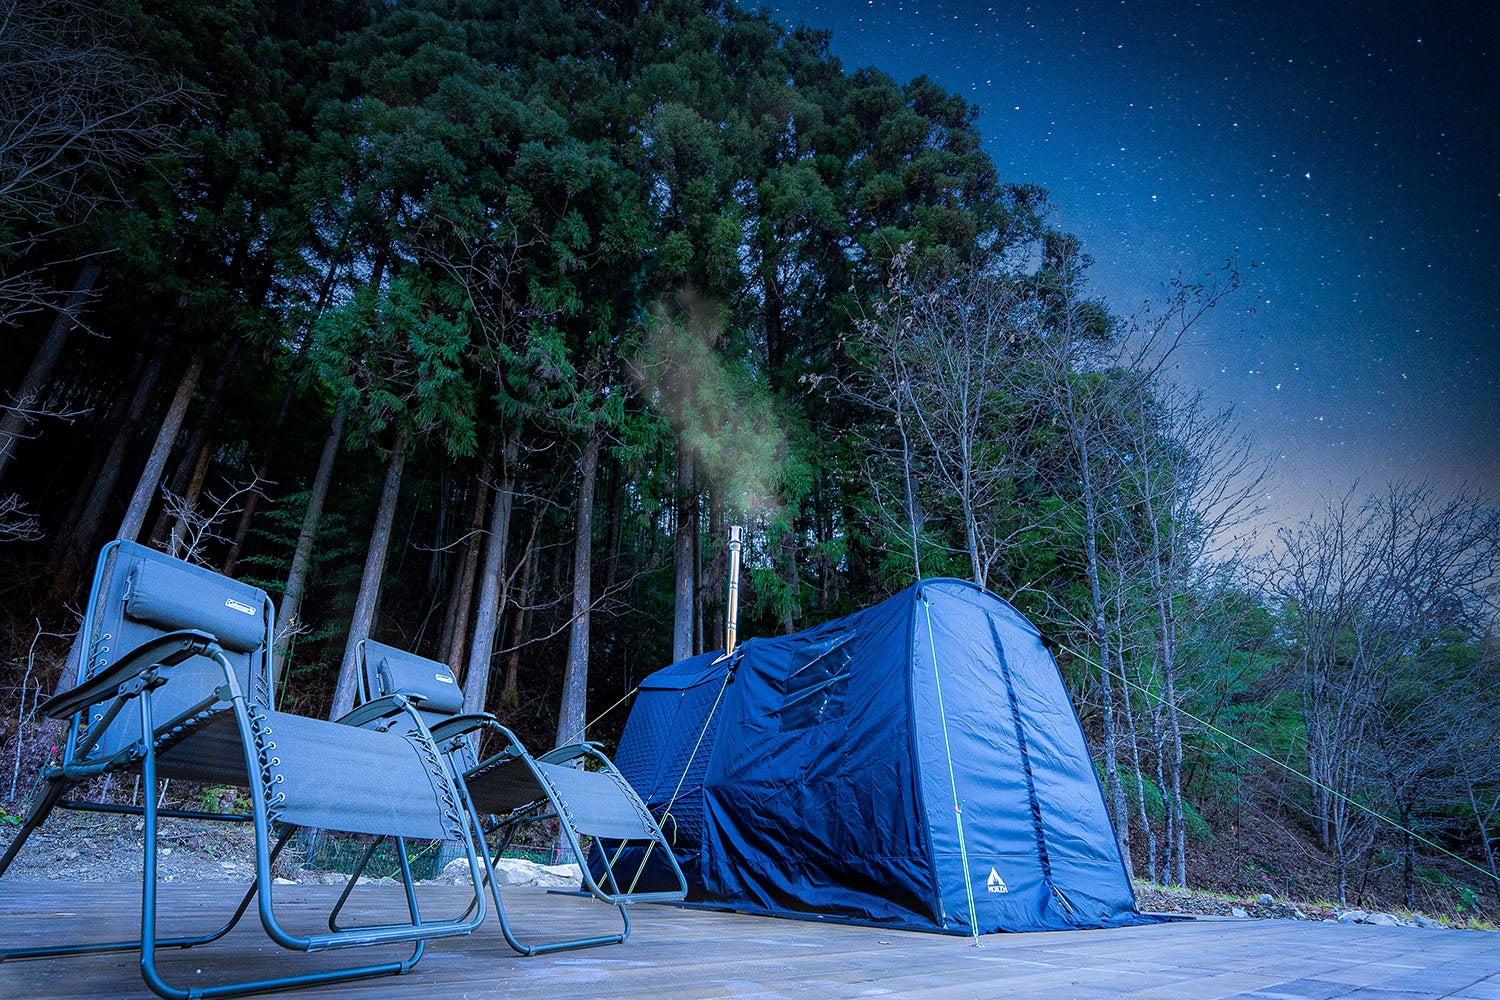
[986,867,1008,893]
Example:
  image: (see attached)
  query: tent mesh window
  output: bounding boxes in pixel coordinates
[778,632,853,731]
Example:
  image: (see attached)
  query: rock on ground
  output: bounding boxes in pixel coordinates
[1135,881,1466,929]
[426,856,582,888]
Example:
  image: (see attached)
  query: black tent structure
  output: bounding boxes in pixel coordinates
[611,578,1156,935]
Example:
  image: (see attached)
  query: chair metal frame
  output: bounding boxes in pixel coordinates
[335,639,689,956]
[0,540,490,999]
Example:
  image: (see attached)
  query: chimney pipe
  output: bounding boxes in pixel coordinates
[725,525,745,655]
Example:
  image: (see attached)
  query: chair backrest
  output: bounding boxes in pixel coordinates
[76,539,274,761]
[358,639,463,716]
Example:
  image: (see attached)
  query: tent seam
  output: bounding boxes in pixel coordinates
[922,592,981,944]
[988,615,1056,906]
[906,582,943,931]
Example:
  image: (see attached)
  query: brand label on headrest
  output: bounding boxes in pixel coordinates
[224,598,256,616]
[435,672,455,684]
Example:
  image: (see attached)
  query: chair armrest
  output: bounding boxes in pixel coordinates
[41,630,218,720]
[536,742,601,766]
[427,713,497,744]
[335,696,409,730]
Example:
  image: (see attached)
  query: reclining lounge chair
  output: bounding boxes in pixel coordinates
[0,540,489,999]
[334,639,688,956]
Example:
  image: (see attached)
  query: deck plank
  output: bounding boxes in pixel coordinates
[1,882,1497,999]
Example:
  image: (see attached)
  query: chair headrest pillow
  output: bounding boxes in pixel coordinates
[124,559,267,654]
[374,648,463,716]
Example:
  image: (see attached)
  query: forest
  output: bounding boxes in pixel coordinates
[2,0,1498,915]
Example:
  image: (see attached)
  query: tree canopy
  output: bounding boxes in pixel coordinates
[1,0,1495,916]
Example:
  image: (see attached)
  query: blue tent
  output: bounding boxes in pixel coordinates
[610,578,1150,934]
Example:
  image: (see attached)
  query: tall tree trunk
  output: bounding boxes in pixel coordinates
[1153,711,1173,886]
[219,388,290,575]
[1164,625,1187,886]
[221,261,344,575]
[462,428,520,717]
[152,339,242,546]
[1138,468,1189,887]
[441,474,488,673]
[47,347,142,537]
[1400,806,1417,911]
[329,430,409,720]
[53,338,182,687]
[1336,838,1349,907]
[1306,703,1331,849]
[51,344,162,584]
[422,458,450,596]
[1467,779,1500,907]
[963,472,983,587]
[1077,428,1133,880]
[673,438,695,662]
[0,260,103,483]
[274,401,345,687]
[1118,630,1158,885]
[118,348,205,542]
[555,429,599,748]
[501,526,539,706]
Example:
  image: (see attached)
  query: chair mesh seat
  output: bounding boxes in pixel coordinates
[153,711,252,784]
[532,763,660,842]
[157,709,465,842]
[464,753,548,815]
[464,756,659,842]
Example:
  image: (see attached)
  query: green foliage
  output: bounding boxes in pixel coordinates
[7,1,1493,914]
[193,785,249,815]
[310,273,476,456]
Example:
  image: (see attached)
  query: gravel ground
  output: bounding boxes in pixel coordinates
[1134,881,1333,920]
[1,810,282,883]
[0,809,583,888]
[3,811,1481,931]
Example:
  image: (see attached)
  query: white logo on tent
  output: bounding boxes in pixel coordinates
[986,867,1008,894]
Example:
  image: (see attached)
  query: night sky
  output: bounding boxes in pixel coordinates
[768,0,1500,533]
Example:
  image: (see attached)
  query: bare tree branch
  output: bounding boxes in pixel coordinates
[0,491,40,542]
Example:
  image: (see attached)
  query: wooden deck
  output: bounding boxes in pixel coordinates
[1,882,1497,999]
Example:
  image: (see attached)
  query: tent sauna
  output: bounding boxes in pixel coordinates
[610,578,1152,935]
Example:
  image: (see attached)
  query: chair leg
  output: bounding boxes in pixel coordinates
[0,773,424,993]
[0,770,67,877]
[135,759,426,1000]
[0,786,277,963]
[137,698,431,1000]
[453,812,522,924]
[393,836,424,930]
[327,835,428,935]
[466,802,630,957]
[327,834,390,932]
